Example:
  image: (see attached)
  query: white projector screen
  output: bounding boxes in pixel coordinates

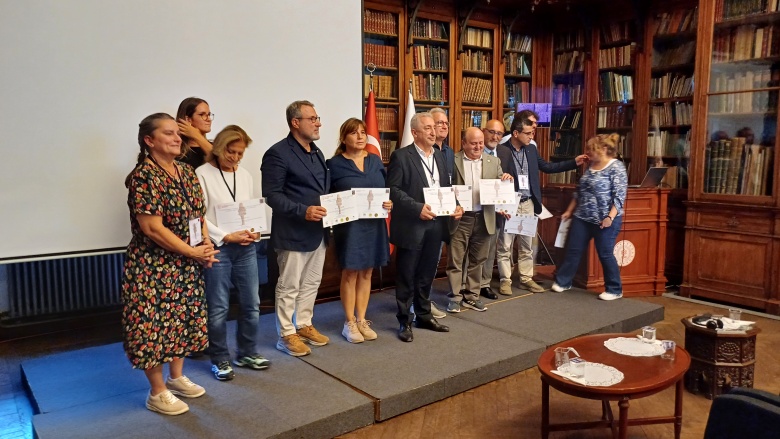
[0,0,362,262]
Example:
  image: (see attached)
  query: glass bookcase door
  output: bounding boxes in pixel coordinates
[411,17,450,110]
[550,30,586,184]
[460,26,495,131]
[704,6,779,197]
[503,33,532,126]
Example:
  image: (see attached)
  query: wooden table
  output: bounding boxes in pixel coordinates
[537,333,691,439]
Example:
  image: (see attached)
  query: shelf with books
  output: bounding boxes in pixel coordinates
[459,26,495,108]
[551,29,588,180]
[364,6,402,119]
[411,17,452,107]
[461,109,491,129]
[503,32,532,109]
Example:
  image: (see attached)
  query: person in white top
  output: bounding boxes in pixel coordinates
[196,126,270,382]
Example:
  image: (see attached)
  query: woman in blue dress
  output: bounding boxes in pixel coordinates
[326,118,392,343]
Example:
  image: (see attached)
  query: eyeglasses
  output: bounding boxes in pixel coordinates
[196,112,215,121]
[435,121,449,127]
[485,129,504,137]
[519,130,534,136]
[296,116,321,124]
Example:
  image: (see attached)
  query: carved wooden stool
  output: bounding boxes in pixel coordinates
[681,316,761,399]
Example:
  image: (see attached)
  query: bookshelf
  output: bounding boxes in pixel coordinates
[459,24,496,130]
[647,7,698,190]
[550,29,587,184]
[502,32,533,126]
[681,0,780,315]
[410,16,452,112]
[364,6,403,159]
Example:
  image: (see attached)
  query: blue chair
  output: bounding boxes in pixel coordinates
[703,388,780,439]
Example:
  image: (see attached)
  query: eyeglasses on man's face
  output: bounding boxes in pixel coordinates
[435,121,449,127]
[196,112,215,121]
[485,129,504,137]
[296,116,321,124]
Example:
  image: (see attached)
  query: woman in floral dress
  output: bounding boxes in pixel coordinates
[122,113,220,415]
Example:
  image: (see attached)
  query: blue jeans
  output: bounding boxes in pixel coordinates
[555,216,623,295]
[205,243,260,363]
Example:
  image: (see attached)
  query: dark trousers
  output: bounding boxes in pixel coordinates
[395,221,443,325]
[555,216,624,295]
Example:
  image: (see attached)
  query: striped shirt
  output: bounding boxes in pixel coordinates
[573,159,628,225]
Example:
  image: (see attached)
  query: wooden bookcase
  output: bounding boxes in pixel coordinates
[681,0,780,314]
[409,15,453,113]
[458,23,497,132]
[501,31,533,129]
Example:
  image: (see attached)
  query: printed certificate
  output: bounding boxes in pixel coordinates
[215,198,269,234]
[495,193,519,215]
[478,179,515,205]
[320,190,357,227]
[503,214,538,237]
[554,218,571,248]
[423,187,457,216]
[452,185,473,211]
[353,188,390,219]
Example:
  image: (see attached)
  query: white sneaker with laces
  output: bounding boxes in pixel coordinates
[342,320,365,344]
[166,375,205,398]
[598,292,623,301]
[146,390,189,415]
[551,282,571,293]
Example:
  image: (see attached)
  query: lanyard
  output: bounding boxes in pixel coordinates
[148,156,194,212]
[217,162,236,202]
[512,147,527,172]
[420,154,436,184]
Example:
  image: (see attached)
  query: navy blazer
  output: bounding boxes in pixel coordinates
[496,140,577,215]
[261,133,330,252]
[387,144,450,249]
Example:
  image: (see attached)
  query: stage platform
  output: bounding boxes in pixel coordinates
[25,280,663,439]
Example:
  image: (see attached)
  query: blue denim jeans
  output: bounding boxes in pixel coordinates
[555,216,623,295]
[205,243,260,363]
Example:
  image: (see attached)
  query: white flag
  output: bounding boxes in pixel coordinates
[400,87,415,148]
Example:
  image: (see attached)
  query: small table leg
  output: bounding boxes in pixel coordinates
[674,378,684,439]
[541,378,550,439]
[618,397,630,439]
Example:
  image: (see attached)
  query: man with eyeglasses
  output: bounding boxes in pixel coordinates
[262,100,330,357]
[495,117,587,295]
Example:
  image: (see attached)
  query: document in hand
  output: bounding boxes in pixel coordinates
[554,218,571,248]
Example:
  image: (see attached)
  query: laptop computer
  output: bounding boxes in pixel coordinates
[628,167,668,188]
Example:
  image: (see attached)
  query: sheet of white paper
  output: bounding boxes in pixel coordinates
[352,188,390,219]
[215,198,269,234]
[423,187,457,216]
[478,179,515,205]
[554,218,571,248]
[539,204,553,220]
[188,217,202,246]
[452,185,473,211]
[320,190,357,227]
[517,175,530,190]
[504,214,538,236]
[495,192,519,215]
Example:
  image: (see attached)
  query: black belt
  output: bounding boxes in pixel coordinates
[518,196,531,203]
[461,210,483,217]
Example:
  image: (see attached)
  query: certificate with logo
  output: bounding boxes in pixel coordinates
[215,198,269,234]
[479,179,515,205]
[320,190,357,227]
[503,214,538,237]
[423,187,457,216]
[495,192,519,215]
[353,188,390,219]
[452,185,473,211]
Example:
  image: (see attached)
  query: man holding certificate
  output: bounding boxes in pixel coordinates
[445,127,513,313]
[387,112,463,342]
[495,117,588,295]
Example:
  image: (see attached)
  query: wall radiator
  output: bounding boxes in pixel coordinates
[6,254,124,320]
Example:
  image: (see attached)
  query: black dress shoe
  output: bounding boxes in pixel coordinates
[480,287,498,300]
[415,318,450,332]
[398,323,414,342]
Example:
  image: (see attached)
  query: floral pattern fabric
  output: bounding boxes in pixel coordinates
[121,161,208,370]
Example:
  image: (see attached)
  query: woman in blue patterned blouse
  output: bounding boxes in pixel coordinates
[551,133,628,300]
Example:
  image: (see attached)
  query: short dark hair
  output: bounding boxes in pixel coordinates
[511,117,534,134]
[517,109,539,121]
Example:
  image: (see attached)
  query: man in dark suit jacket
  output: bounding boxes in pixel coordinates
[495,117,587,295]
[262,100,331,357]
[388,112,463,342]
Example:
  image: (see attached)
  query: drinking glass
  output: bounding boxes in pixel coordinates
[661,340,676,360]
[641,326,656,342]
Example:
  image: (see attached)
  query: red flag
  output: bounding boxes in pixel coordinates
[364,90,383,159]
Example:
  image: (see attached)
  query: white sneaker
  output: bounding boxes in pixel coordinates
[342,320,365,344]
[146,390,189,415]
[431,302,447,319]
[551,282,571,293]
[598,292,623,301]
[356,319,378,341]
[166,375,205,398]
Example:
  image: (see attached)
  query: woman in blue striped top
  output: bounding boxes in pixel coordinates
[551,133,628,300]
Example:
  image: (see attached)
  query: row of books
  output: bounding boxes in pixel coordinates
[461,49,492,73]
[601,21,634,45]
[647,131,691,157]
[412,73,448,102]
[650,73,694,99]
[507,34,532,52]
[599,72,634,103]
[713,24,780,63]
[555,30,586,52]
[552,110,582,129]
[551,132,582,158]
[553,51,586,74]
[547,169,578,184]
[505,53,530,76]
[379,139,398,160]
[598,44,635,69]
[461,77,492,104]
[709,89,778,114]
[711,68,776,93]
[364,9,398,35]
[716,0,780,22]
[504,81,530,105]
[612,133,632,157]
[412,45,449,71]
[364,43,397,68]
[705,137,774,196]
[653,9,698,35]
[652,41,695,67]
[552,83,584,106]
[376,108,398,132]
[650,102,693,127]
[464,27,492,48]
[462,110,490,129]
[412,19,448,40]
[363,75,396,100]
[597,105,634,128]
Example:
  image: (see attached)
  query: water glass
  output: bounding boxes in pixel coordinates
[728,308,742,321]
[641,326,656,342]
[569,358,585,378]
[661,340,676,360]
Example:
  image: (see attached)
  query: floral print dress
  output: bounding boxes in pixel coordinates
[121,161,209,370]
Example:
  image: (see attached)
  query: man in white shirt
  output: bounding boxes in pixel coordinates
[477,119,507,300]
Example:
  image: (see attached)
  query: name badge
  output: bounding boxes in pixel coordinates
[188,217,203,246]
[517,175,530,190]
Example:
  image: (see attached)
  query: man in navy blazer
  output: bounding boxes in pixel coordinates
[495,117,587,295]
[262,100,330,357]
[388,112,463,342]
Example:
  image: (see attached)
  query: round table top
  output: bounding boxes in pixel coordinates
[537,333,691,399]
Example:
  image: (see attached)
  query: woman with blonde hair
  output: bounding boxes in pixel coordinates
[326,118,392,343]
[551,133,628,300]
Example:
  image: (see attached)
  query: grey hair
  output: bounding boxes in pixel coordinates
[286,100,315,129]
